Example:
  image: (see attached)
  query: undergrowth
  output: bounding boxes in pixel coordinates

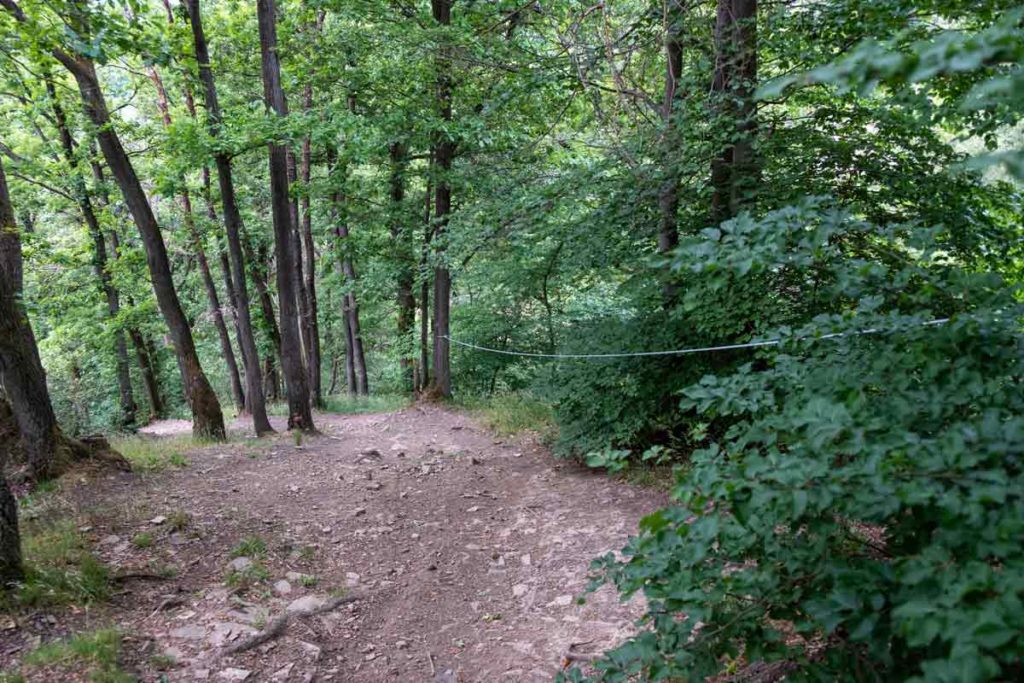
[110,435,193,471]
[457,393,556,440]
[20,628,132,682]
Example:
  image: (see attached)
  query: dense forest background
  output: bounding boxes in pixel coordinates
[1,0,1023,679]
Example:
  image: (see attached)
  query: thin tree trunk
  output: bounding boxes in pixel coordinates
[47,79,137,427]
[128,327,164,420]
[256,0,314,430]
[148,68,246,415]
[419,174,432,392]
[430,0,454,398]
[41,40,225,439]
[0,155,59,484]
[327,143,369,397]
[299,83,322,407]
[658,0,683,256]
[341,302,356,395]
[187,0,275,434]
[389,141,416,392]
[286,148,312,377]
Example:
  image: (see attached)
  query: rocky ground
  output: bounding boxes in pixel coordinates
[0,405,666,681]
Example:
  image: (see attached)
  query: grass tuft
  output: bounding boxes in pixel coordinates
[8,520,109,608]
[110,436,193,471]
[460,393,556,439]
[320,394,410,415]
[22,628,132,682]
[230,536,267,559]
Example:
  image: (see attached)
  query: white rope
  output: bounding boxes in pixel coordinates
[442,318,952,360]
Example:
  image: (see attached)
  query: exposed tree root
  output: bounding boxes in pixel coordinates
[216,593,363,658]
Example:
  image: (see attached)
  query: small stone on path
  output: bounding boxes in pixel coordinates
[170,624,206,640]
[287,594,327,613]
[218,668,251,681]
[227,556,252,572]
[273,579,293,595]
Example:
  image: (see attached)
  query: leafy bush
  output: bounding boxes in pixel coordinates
[568,202,1024,681]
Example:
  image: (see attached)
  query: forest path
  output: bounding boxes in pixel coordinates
[59,405,661,681]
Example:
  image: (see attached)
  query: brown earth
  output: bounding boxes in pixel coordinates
[1,405,667,682]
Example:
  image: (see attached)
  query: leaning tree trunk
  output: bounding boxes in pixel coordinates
[429,0,454,398]
[0,156,58,483]
[256,0,314,430]
[42,45,225,439]
[47,80,137,427]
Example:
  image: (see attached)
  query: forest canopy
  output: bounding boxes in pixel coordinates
[0,0,1022,680]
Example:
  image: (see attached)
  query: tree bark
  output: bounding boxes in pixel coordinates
[429,0,454,398]
[658,0,683,255]
[709,0,758,224]
[299,83,322,407]
[152,66,246,415]
[187,0,275,435]
[0,469,22,587]
[419,174,432,392]
[389,141,416,392]
[256,0,314,430]
[43,43,225,439]
[47,79,137,427]
[0,156,59,484]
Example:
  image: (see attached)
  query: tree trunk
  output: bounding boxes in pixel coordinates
[0,156,59,483]
[0,471,22,587]
[148,64,247,417]
[53,51,224,439]
[256,0,314,430]
[389,141,416,392]
[658,0,683,255]
[128,327,164,420]
[187,0,275,435]
[299,85,322,407]
[286,148,312,377]
[327,143,369,397]
[710,0,758,224]
[47,79,137,427]
[419,175,432,392]
[429,0,454,398]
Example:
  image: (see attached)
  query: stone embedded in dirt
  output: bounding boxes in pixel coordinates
[548,594,574,607]
[353,507,367,517]
[192,669,211,680]
[170,624,207,640]
[470,456,481,465]
[227,556,252,572]
[287,594,327,613]
[366,482,383,491]
[285,571,310,582]
[273,579,292,595]
[217,668,251,681]
[520,553,532,566]
[321,526,333,534]
[99,534,121,545]
[346,572,361,587]
[299,640,322,661]
[271,663,294,682]
[410,533,420,541]
[512,584,529,598]
[466,506,480,513]
[150,515,167,525]
[359,643,375,654]
[360,448,382,457]
[396,640,409,649]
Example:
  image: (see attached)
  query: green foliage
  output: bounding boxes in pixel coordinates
[7,520,109,608]
[460,393,555,438]
[22,628,132,683]
[111,436,193,472]
[570,202,1024,680]
[230,536,267,559]
[130,532,153,549]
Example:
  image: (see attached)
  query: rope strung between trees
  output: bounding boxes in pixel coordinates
[443,317,953,360]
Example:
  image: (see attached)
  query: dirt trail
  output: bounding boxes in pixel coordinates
[11,406,665,681]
